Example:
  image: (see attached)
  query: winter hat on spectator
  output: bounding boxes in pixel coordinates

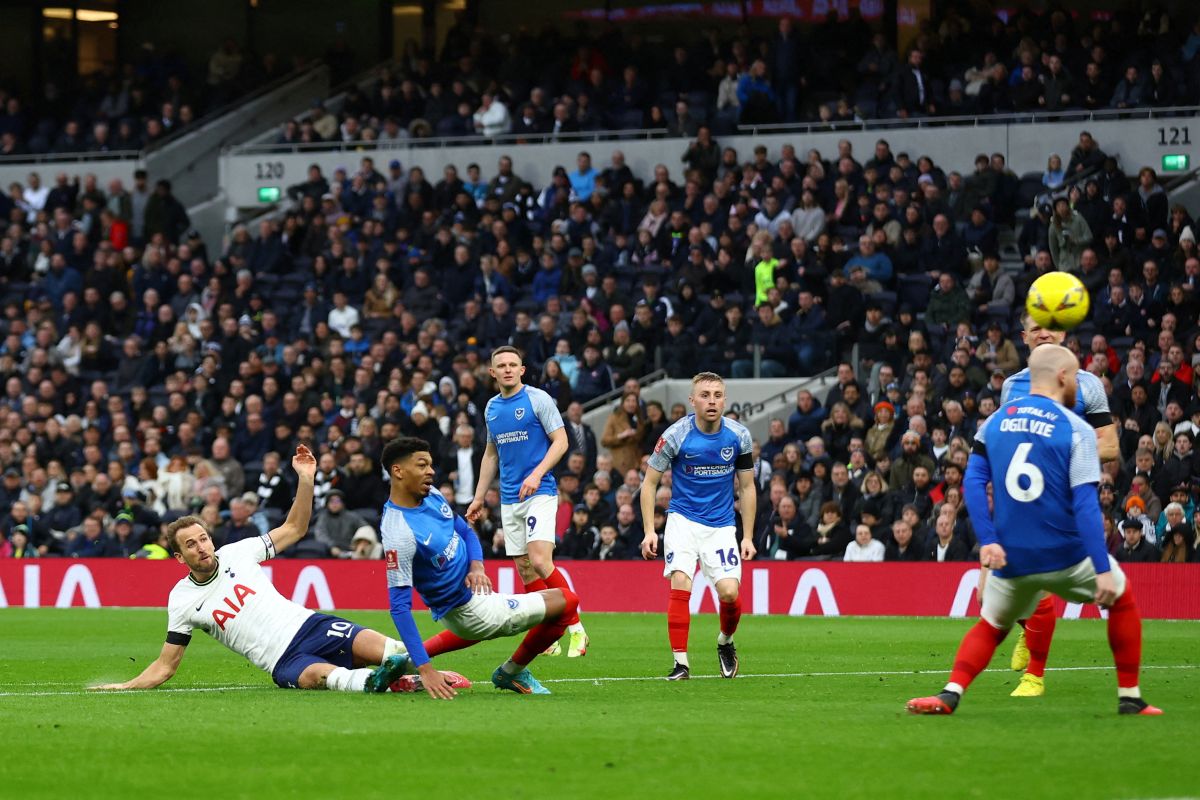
[438,376,456,396]
[1180,225,1195,244]
[874,401,894,418]
[114,512,134,526]
[240,491,260,509]
[57,481,72,493]
[1125,496,1146,513]
[352,526,378,544]
[581,263,598,277]
[1152,229,1169,241]
[949,78,964,92]
[388,159,401,170]
[12,523,30,536]
[411,401,430,419]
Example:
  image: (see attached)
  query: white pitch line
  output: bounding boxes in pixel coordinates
[0,685,260,698]
[1,664,1193,696]
[540,664,1197,684]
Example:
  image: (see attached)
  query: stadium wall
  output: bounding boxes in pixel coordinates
[2,561,1197,619]
[221,113,1198,209]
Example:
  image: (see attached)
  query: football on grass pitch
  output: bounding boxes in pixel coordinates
[1025,271,1089,331]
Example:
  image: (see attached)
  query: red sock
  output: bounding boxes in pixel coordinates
[512,589,579,666]
[1024,595,1057,678]
[948,619,1009,691]
[543,568,580,626]
[1106,584,1142,689]
[523,577,548,593]
[668,588,691,657]
[423,629,479,657]
[719,597,741,639]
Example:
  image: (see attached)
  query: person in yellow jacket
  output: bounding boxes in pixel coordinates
[131,526,172,559]
[751,230,777,305]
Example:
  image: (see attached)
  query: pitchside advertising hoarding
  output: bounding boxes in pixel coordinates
[1,562,1197,619]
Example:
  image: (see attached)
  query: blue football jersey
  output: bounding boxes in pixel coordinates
[485,386,565,504]
[380,488,472,620]
[1001,367,1111,428]
[972,395,1102,578]
[646,415,753,527]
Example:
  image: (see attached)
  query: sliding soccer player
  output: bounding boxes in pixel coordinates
[640,372,757,680]
[90,446,451,694]
[907,346,1160,716]
[383,436,578,696]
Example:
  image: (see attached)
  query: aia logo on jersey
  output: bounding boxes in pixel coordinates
[385,549,399,571]
[720,446,734,461]
[515,407,525,420]
[211,583,257,631]
[439,502,453,518]
[654,437,666,454]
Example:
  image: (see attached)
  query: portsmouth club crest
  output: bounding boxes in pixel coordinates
[439,502,453,518]
[515,407,525,420]
[720,446,735,462]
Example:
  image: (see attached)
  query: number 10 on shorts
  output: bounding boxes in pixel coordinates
[716,547,739,567]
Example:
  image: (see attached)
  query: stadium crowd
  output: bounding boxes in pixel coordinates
[0,39,310,157]
[272,7,1200,146]
[3,20,1200,565]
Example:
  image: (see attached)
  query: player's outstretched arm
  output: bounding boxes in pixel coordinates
[268,445,317,553]
[90,642,186,691]
[466,442,499,523]
[736,469,758,561]
[639,467,663,559]
[388,586,457,700]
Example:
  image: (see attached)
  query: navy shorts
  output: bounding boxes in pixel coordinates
[270,613,367,689]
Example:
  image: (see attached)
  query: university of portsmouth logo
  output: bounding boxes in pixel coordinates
[720,446,735,461]
[515,407,525,420]
[439,502,453,519]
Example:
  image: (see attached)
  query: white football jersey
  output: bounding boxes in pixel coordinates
[166,534,312,673]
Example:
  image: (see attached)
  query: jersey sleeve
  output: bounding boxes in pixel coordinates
[217,534,276,564]
[733,421,755,471]
[529,388,565,434]
[380,511,417,589]
[1068,414,1103,487]
[484,398,496,445]
[165,590,193,645]
[1078,372,1113,428]
[972,412,992,456]
[647,419,686,473]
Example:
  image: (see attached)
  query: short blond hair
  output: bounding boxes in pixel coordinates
[692,372,724,386]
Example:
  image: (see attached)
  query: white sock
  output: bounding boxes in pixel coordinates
[717,632,733,646]
[1118,686,1141,700]
[567,622,584,634]
[500,659,523,676]
[326,667,371,692]
[673,652,689,668]
[382,638,408,659]
[943,682,964,696]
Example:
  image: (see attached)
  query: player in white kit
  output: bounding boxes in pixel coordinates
[91,446,465,694]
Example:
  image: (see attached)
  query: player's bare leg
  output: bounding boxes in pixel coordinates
[523,540,588,656]
[714,577,742,678]
[666,571,693,680]
[492,588,580,695]
[296,629,410,693]
[346,628,471,694]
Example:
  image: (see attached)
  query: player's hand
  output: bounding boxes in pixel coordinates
[418,663,457,700]
[292,444,317,480]
[465,498,485,523]
[464,564,492,595]
[1094,572,1118,608]
[979,544,1007,571]
[640,531,658,560]
[740,538,756,562]
[517,472,542,501]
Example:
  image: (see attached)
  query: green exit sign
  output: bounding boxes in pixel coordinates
[1162,154,1190,172]
[258,186,281,203]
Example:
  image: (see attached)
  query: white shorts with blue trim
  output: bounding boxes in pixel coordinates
[500,494,558,556]
[981,556,1127,630]
[662,513,742,585]
[441,592,547,641]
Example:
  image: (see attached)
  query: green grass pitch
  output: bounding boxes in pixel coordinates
[1,610,1196,800]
